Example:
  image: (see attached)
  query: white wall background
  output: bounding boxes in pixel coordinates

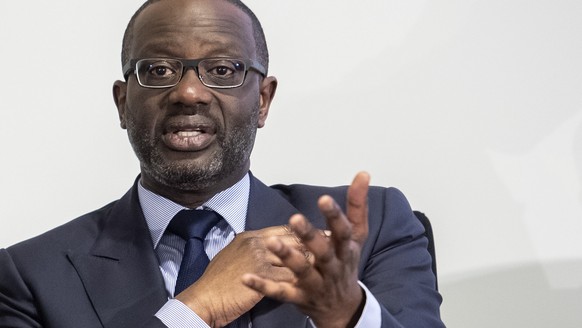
[1,1,581,326]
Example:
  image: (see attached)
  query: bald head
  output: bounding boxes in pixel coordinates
[120,0,269,74]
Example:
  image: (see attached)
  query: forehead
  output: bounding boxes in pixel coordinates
[131,0,256,58]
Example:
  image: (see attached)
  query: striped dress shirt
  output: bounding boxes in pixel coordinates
[139,174,250,328]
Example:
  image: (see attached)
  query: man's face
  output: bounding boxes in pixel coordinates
[113,0,276,200]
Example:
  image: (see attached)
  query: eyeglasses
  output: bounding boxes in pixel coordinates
[122,57,266,89]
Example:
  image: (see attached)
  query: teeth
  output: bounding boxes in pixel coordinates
[176,130,202,137]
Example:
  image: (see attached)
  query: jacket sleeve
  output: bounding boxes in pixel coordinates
[361,187,445,328]
[0,248,42,328]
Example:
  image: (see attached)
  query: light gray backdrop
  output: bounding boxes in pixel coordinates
[1,1,581,327]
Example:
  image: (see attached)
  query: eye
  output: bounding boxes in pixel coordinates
[207,64,236,77]
[204,59,244,78]
[211,66,232,76]
[137,59,180,80]
[147,61,177,77]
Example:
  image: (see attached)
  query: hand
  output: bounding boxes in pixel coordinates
[242,172,371,328]
[176,225,302,327]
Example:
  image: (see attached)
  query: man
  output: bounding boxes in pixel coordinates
[0,0,444,327]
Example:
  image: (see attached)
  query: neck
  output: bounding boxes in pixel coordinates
[139,169,249,208]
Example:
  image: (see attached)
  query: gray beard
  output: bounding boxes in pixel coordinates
[126,108,259,192]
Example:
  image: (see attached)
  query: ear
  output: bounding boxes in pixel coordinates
[257,76,277,128]
[112,80,128,129]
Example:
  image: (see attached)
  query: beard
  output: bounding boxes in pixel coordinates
[125,105,259,192]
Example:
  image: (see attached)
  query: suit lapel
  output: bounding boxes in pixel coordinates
[245,175,298,230]
[67,182,167,328]
[246,175,310,328]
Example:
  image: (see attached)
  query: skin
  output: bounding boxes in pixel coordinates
[112,0,369,326]
[113,0,275,208]
[243,172,370,328]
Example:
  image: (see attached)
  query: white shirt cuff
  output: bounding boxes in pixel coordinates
[155,299,210,328]
[353,281,382,328]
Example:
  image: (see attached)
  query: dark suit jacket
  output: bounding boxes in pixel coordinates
[0,176,444,327]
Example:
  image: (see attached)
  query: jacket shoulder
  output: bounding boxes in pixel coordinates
[269,183,408,218]
[5,200,118,259]
[270,182,405,203]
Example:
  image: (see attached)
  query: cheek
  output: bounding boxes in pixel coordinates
[125,88,165,133]
[218,87,261,128]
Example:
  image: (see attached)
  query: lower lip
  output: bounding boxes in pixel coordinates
[161,131,215,151]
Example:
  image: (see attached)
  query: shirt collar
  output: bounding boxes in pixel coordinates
[138,173,250,248]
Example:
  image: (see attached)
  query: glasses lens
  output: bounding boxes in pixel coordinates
[136,59,182,87]
[199,59,246,87]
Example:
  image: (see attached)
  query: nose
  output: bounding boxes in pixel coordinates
[168,68,213,106]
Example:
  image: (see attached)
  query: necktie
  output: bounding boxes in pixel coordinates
[168,209,221,296]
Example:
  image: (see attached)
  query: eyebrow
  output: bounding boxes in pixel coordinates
[135,34,247,58]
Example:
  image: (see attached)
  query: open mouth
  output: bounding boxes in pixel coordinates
[162,122,217,152]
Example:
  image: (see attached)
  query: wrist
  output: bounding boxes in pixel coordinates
[176,292,215,326]
[311,286,366,328]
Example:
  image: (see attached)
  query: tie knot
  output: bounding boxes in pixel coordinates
[167,209,221,241]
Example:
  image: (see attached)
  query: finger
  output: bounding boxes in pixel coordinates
[346,171,370,244]
[263,251,288,267]
[266,266,297,283]
[277,227,330,254]
[260,234,307,267]
[242,273,304,304]
[289,214,334,265]
[250,225,305,252]
[317,195,353,261]
[276,231,305,251]
[266,237,313,278]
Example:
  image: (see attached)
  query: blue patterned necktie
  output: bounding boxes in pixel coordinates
[168,209,221,296]
[168,209,247,327]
